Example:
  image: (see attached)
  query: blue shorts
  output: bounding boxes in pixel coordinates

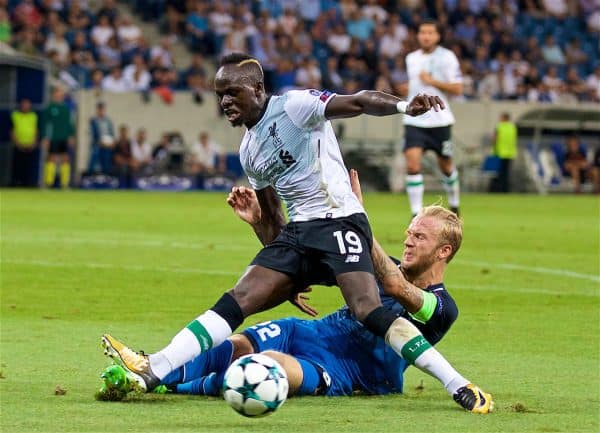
[242,313,408,396]
[242,318,354,396]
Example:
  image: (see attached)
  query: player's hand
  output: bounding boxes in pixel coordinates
[405,93,445,116]
[349,169,363,205]
[41,138,50,150]
[227,186,261,225]
[419,71,434,85]
[289,286,318,317]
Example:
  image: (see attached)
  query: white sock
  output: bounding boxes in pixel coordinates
[149,310,232,380]
[406,174,424,215]
[442,169,460,208]
[386,317,469,396]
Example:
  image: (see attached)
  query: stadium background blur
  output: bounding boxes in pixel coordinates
[1,0,599,193]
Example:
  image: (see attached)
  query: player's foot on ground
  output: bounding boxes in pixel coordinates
[95,364,135,401]
[450,206,460,217]
[453,384,494,413]
[101,334,160,392]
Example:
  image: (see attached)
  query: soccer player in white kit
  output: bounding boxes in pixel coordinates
[101,53,491,412]
[404,20,464,216]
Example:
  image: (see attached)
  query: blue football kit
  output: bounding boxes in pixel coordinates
[161,258,458,397]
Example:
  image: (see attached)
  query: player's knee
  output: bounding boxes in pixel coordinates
[406,162,421,174]
[347,295,381,322]
[358,305,399,338]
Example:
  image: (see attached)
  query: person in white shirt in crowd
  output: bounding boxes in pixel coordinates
[123,54,151,92]
[403,19,463,217]
[379,23,403,61]
[102,66,129,93]
[586,65,600,102]
[187,131,225,175]
[44,23,70,63]
[131,127,153,172]
[91,14,114,48]
[361,0,388,24]
[150,36,175,69]
[116,13,141,52]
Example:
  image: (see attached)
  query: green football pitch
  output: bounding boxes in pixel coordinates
[1,190,598,433]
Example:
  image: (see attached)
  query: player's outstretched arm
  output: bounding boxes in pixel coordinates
[227,186,285,245]
[348,169,424,313]
[325,91,444,120]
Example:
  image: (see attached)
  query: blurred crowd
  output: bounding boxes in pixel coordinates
[86,100,227,186]
[1,0,599,103]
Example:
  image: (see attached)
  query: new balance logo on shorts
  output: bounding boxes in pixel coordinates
[345,255,360,263]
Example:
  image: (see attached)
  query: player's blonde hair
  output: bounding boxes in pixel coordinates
[417,205,463,263]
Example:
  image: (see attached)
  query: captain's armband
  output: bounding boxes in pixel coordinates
[409,291,438,324]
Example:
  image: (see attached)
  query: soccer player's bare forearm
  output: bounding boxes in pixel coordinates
[251,212,285,245]
[372,238,423,312]
[354,90,402,116]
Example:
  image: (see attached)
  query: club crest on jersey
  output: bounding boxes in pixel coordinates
[268,122,284,148]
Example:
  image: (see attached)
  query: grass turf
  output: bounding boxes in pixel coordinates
[1,190,598,433]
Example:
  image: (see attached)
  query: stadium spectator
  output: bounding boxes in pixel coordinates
[0,7,12,44]
[593,147,600,194]
[221,18,249,56]
[88,101,115,174]
[209,2,233,54]
[491,112,518,193]
[91,14,114,48]
[151,132,171,173]
[542,66,563,92]
[541,35,566,65]
[97,0,119,24]
[44,23,69,63]
[97,35,122,70]
[185,0,212,55]
[10,98,39,187]
[322,57,344,93]
[562,135,590,193]
[150,36,175,69]
[361,0,387,24]
[116,13,141,53]
[565,38,589,66]
[123,54,151,92]
[112,124,135,185]
[187,131,225,175]
[295,56,321,89]
[41,87,73,189]
[131,127,152,172]
[102,66,128,93]
[586,65,600,102]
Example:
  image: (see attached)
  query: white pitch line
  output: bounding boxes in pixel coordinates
[3,259,598,297]
[0,235,256,251]
[3,235,599,283]
[450,283,598,298]
[1,259,240,276]
[456,259,600,283]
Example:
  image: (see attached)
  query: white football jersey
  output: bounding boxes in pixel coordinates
[403,46,462,128]
[239,89,365,222]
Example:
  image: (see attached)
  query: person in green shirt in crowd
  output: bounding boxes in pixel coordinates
[11,98,39,187]
[41,87,75,188]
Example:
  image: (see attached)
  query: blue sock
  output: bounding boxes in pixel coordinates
[161,340,234,389]
[297,358,321,396]
[175,372,224,396]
